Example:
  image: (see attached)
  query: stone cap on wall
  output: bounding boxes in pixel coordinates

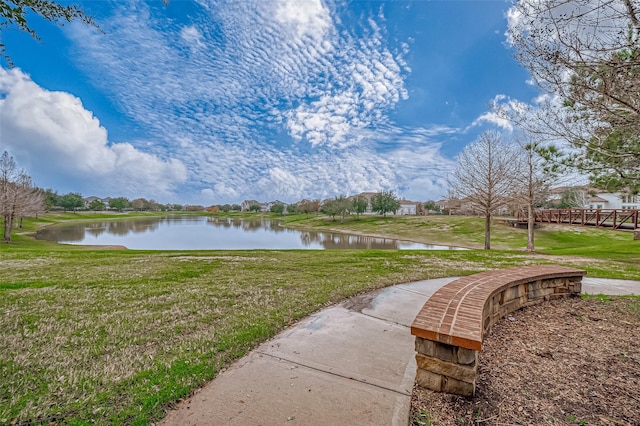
[411,265,587,351]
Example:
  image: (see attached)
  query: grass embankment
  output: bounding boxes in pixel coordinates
[279,213,640,276]
[0,212,638,425]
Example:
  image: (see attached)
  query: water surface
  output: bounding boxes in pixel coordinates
[36,216,466,250]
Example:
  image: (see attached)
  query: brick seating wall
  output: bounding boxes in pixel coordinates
[410,265,586,397]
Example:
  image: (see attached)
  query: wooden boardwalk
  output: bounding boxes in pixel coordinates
[515,209,639,230]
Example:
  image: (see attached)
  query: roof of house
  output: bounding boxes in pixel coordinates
[589,195,608,202]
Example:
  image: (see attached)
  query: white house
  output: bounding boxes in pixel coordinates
[396,200,419,215]
[240,199,263,211]
[548,186,639,210]
[83,196,109,210]
[588,193,639,210]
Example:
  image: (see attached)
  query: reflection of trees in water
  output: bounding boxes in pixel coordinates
[299,231,320,247]
[36,215,431,250]
[107,221,132,236]
[298,232,401,249]
[241,220,263,232]
[318,234,400,249]
[129,218,160,234]
[167,215,200,223]
[38,216,172,241]
[37,225,86,242]
[86,223,106,237]
[104,218,163,235]
[206,218,285,233]
[206,217,234,228]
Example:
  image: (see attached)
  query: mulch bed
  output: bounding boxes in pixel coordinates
[410,296,640,426]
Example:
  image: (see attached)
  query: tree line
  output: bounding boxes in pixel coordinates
[40,191,183,213]
[253,191,405,220]
[318,191,400,222]
[0,151,44,243]
[0,150,189,242]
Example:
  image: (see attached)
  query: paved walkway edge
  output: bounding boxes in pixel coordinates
[160,277,639,426]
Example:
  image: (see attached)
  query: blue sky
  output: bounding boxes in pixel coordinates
[0,0,540,205]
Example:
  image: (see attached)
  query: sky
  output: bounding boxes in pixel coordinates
[0,0,541,206]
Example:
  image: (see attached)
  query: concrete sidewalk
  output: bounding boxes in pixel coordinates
[160,277,639,426]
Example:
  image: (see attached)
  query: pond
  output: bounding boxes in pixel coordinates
[35,215,467,250]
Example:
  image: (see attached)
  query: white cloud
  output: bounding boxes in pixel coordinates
[180,25,205,49]
[44,1,450,204]
[0,67,187,198]
[275,0,332,41]
[471,112,513,131]
[200,188,215,200]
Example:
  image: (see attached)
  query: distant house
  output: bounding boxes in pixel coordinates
[548,186,638,210]
[265,200,285,212]
[446,196,513,216]
[435,200,447,210]
[396,200,420,215]
[347,192,378,214]
[587,195,610,210]
[83,196,109,210]
[241,199,262,212]
[588,193,639,210]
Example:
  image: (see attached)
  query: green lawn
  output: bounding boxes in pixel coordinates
[280,213,640,262]
[0,212,638,424]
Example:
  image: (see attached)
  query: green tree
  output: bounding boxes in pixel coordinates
[220,204,231,213]
[230,204,241,212]
[109,197,130,212]
[352,196,368,218]
[270,203,284,215]
[1,0,99,65]
[59,192,83,212]
[249,204,261,212]
[370,190,400,217]
[506,0,640,193]
[286,203,298,214]
[334,195,351,223]
[582,128,640,194]
[423,201,441,214]
[321,199,339,221]
[42,188,60,210]
[88,199,104,211]
[513,132,556,252]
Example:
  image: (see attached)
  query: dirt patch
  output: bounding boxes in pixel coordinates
[410,297,640,426]
[96,245,128,250]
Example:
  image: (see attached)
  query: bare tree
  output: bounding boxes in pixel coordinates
[559,187,591,208]
[512,133,555,252]
[505,0,640,193]
[0,151,44,242]
[449,131,521,250]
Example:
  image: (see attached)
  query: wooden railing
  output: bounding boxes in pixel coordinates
[516,209,639,230]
